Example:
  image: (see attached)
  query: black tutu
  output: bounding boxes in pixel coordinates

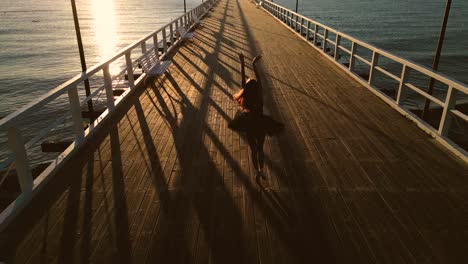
[228,110,284,136]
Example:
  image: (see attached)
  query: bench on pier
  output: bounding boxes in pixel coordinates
[177,26,195,41]
[139,49,172,78]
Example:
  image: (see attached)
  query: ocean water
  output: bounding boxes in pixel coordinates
[0,0,467,166]
[275,0,468,84]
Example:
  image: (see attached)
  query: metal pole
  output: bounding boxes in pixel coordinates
[70,0,94,115]
[184,0,187,13]
[296,0,298,13]
[422,0,452,118]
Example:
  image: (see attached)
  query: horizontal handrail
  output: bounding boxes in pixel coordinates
[354,55,371,66]
[451,110,468,123]
[375,66,400,82]
[338,46,351,54]
[405,83,445,107]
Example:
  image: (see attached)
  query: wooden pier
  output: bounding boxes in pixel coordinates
[1,0,467,263]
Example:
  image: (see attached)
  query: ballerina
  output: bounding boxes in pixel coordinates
[228,53,284,178]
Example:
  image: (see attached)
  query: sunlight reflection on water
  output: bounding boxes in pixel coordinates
[91,0,121,75]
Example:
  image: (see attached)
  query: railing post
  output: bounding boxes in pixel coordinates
[438,86,457,136]
[300,17,304,35]
[396,65,409,104]
[68,86,85,144]
[349,42,357,71]
[141,41,147,54]
[162,28,168,53]
[153,34,159,57]
[313,24,318,45]
[323,28,329,51]
[306,20,311,41]
[334,34,341,61]
[295,15,299,32]
[125,51,134,88]
[369,51,380,85]
[169,23,174,44]
[7,127,33,193]
[103,64,115,110]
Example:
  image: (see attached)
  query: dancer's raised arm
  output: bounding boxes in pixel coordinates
[252,54,262,89]
[239,52,246,88]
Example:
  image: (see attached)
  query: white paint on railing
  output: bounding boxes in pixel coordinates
[369,52,380,85]
[125,51,135,89]
[349,42,357,71]
[141,41,147,55]
[68,86,85,145]
[162,29,168,53]
[7,127,32,193]
[313,24,319,46]
[103,65,115,110]
[323,28,329,52]
[334,34,341,61]
[170,23,174,46]
[375,66,400,82]
[439,86,457,136]
[396,65,409,105]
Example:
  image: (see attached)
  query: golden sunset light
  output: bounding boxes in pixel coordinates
[91,0,120,74]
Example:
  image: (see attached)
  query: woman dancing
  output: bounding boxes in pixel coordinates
[228,53,283,178]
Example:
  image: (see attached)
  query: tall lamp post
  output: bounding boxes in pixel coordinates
[295,0,299,13]
[70,0,94,116]
[422,0,452,118]
[184,0,187,13]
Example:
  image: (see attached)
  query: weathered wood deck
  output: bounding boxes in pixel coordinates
[1,0,467,263]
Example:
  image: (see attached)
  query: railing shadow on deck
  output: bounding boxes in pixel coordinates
[0,91,160,262]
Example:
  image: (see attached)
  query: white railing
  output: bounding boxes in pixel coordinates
[260,0,468,161]
[0,0,217,230]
